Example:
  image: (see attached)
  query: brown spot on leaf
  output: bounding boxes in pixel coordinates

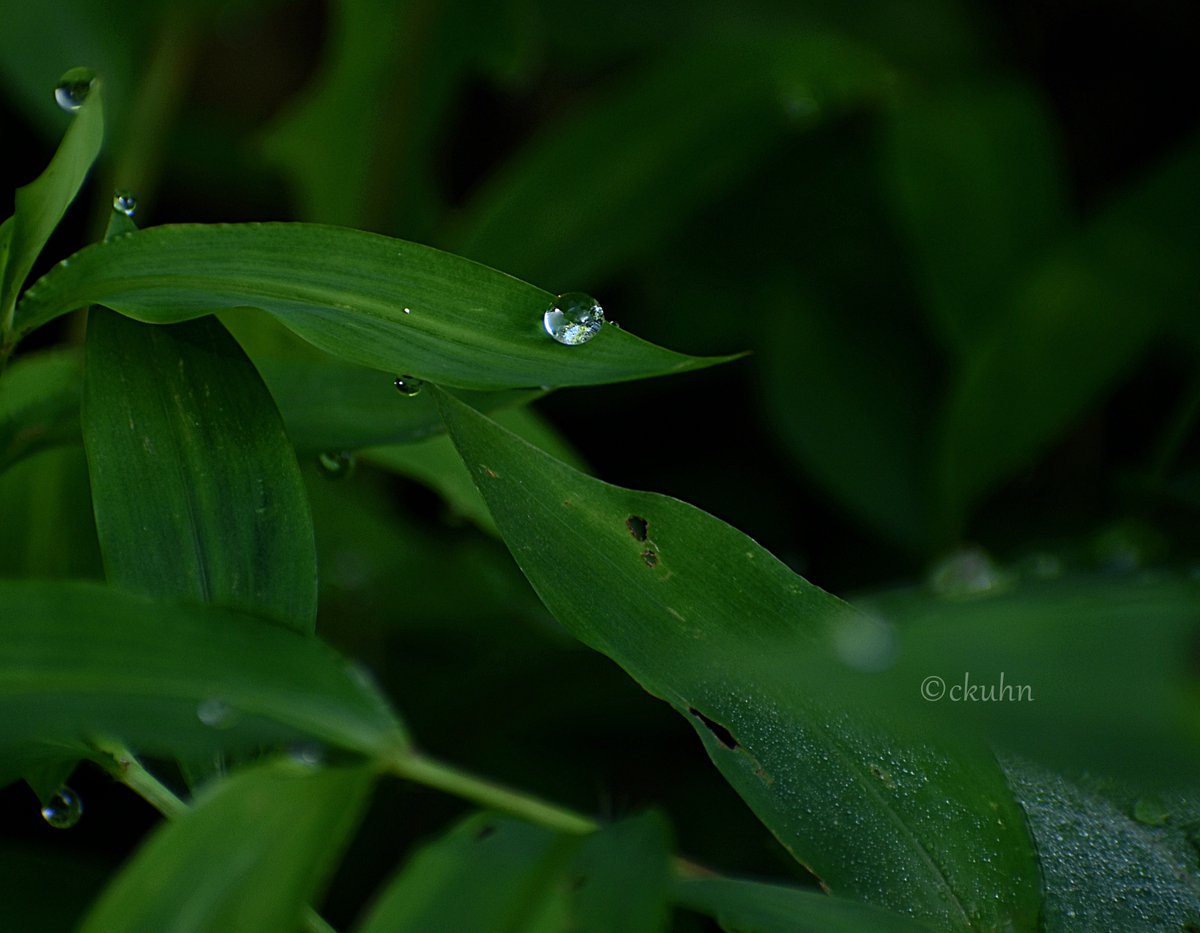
[641,549,658,568]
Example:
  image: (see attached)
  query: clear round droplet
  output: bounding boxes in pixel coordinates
[288,742,325,768]
[54,67,96,113]
[544,292,604,346]
[317,450,356,479]
[928,546,1011,599]
[41,786,82,829]
[112,190,137,217]
[197,698,240,729]
[394,375,423,397]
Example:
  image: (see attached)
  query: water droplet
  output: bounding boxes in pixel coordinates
[402,307,412,315]
[54,67,96,113]
[112,190,137,217]
[544,292,604,346]
[197,698,240,729]
[832,611,896,672]
[928,547,1011,599]
[394,375,423,396]
[41,786,82,829]
[317,450,356,479]
[288,742,325,768]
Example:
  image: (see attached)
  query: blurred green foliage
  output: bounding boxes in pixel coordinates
[2,0,1199,929]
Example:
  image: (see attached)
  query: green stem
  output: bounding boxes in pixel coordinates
[389,751,598,835]
[92,742,341,933]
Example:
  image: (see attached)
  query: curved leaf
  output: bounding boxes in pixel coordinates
[79,760,373,933]
[1,77,103,338]
[14,223,734,390]
[675,877,937,933]
[83,310,317,630]
[0,580,408,785]
[0,346,81,474]
[432,389,1040,930]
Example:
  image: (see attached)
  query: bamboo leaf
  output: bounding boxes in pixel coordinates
[79,760,373,933]
[432,388,1040,930]
[14,223,734,390]
[82,310,317,630]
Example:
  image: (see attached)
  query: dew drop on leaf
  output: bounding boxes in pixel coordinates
[41,786,82,829]
[112,190,138,217]
[54,67,96,113]
[928,546,1010,599]
[544,292,604,346]
[317,450,356,479]
[394,375,423,397]
[197,698,240,729]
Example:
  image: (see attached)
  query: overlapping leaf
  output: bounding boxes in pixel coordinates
[13,223,733,390]
[433,389,1040,930]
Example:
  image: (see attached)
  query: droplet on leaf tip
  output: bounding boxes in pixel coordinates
[54,67,96,113]
[41,786,82,829]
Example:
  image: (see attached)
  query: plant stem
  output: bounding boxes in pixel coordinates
[92,742,342,933]
[389,751,598,835]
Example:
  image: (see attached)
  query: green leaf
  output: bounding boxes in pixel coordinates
[0,580,408,785]
[0,347,82,474]
[0,75,103,343]
[13,223,734,390]
[79,760,373,933]
[884,80,1069,354]
[365,405,587,534]
[936,134,1200,530]
[432,389,1040,930]
[82,310,318,630]
[356,811,671,933]
[845,575,1200,782]
[357,812,579,933]
[1006,760,1200,932]
[675,877,938,932]
[450,32,888,286]
[0,444,101,580]
[758,282,934,552]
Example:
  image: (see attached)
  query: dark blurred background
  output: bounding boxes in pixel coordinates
[2,0,1199,928]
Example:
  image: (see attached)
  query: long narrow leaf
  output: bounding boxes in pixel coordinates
[0,580,408,785]
[79,760,373,933]
[13,223,735,390]
[83,311,317,630]
[432,389,1040,930]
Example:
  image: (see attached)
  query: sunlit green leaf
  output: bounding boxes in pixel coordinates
[13,224,734,390]
[83,310,317,630]
[79,760,373,933]
[433,388,1040,930]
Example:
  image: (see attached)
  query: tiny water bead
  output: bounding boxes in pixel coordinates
[196,698,240,729]
[112,190,137,217]
[928,546,1011,599]
[54,67,96,113]
[318,450,356,479]
[394,375,423,397]
[41,786,83,829]
[544,292,604,346]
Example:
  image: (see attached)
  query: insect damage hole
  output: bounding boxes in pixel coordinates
[625,514,648,542]
[688,708,738,749]
[641,549,658,567]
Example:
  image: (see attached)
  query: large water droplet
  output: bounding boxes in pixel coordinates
[318,450,356,479]
[41,786,82,829]
[54,67,96,113]
[832,611,896,672]
[112,190,137,217]
[928,546,1011,599]
[197,698,240,729]
[544,292,604,346]
[394,375,423,397]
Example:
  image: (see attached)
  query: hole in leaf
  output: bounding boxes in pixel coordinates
[626,515,648,541]
[474,823,497,842]
[688,708,738,749]
[641,549,658,568]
